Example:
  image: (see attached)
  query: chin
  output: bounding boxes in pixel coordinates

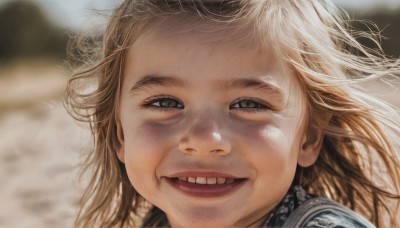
[168,209,237,228]
[173,218,232,228]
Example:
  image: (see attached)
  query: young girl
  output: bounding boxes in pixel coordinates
[65,0,400,227]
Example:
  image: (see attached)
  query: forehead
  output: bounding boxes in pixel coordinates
[124,16,303,98]
[126,16,285,78]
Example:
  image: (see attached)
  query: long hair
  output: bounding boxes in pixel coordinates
[64,0,400,227]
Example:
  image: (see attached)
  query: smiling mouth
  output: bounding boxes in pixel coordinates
[165,176,247,198]
[173,176,240,184]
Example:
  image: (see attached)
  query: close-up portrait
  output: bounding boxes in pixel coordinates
[0,0,399,227]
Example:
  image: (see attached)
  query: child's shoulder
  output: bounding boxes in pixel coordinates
[282,197,375,228]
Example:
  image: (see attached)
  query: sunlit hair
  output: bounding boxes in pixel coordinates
[65,0,400,227]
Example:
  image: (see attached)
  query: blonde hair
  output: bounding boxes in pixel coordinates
[65,0,400,227]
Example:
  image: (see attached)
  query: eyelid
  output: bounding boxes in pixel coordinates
[140,95,184,110]
[230,97,273,111]
[139,96,274,112]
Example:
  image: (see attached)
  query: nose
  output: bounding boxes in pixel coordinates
[178,112,232,156]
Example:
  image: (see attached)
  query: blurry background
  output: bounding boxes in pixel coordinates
[0,0,399,227]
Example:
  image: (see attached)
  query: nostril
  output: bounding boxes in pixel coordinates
[210,149,224,153]
[178,133,232,155]
[184,148,196,153]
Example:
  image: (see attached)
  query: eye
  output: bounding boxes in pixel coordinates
[141,96,184,111]
[230,98,270,112]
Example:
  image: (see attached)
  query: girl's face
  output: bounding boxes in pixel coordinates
[116,25,318,227]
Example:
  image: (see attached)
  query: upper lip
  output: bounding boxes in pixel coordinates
[166,171,245,179]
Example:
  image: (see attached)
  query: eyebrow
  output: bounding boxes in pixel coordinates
[130,74,187,93]
[130,74,285,100]
[227,78,285,100]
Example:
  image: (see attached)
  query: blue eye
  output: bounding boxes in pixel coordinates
[230,98,270,111]
[153,99,183,108]
[141,96,184,110]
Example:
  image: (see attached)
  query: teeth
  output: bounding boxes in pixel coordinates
[178,177,188,181]
[217,177,226,184]
[206,177,217,184]
[188,177,196,183]
[196,177,207,184]
[176,176,236,184]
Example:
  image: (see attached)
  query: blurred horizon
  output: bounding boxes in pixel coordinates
[1,0,400,66]
[0,0,399,32]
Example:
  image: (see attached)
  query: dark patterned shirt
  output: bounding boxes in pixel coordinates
[263,185,312,227]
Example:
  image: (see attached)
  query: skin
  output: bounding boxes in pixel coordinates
[115,25,322,227]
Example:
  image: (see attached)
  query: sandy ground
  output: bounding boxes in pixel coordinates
[0,63,91,228]
[0,63,399,228]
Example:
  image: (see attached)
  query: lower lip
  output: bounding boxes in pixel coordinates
[165,178,247,198]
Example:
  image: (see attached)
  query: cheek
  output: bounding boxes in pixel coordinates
[121,120,179,192]
[237,123,297,158]
[233,123,300,208]
[124,120,175,167]
[126,121,177,150]
[236,123,300,179]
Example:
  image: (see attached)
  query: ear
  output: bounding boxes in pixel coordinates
[297,125,324,167]
[115,114,125,163]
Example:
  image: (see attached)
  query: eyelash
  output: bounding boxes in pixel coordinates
[140,96,271,112]
[230,97,271,112]
[140,95,184,111]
